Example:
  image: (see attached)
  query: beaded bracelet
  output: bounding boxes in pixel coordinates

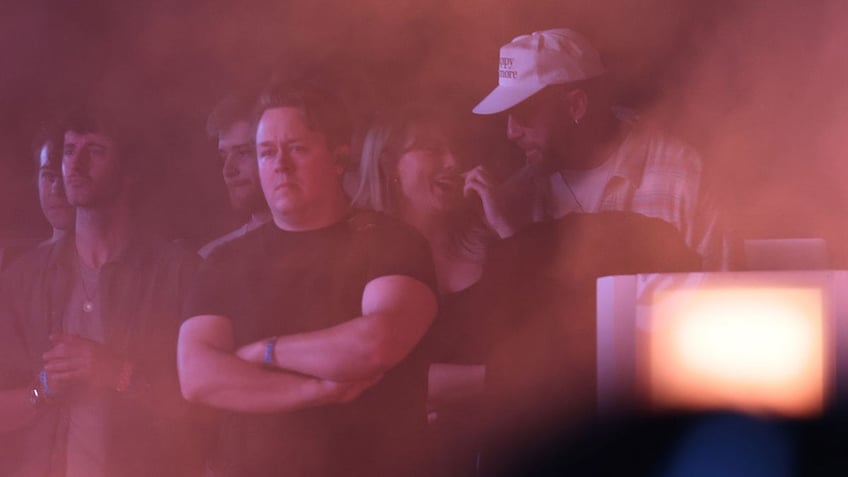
[264,336,278,367]
[38,369,55,398]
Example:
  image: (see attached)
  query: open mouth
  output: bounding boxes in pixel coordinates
[433,175,462,193]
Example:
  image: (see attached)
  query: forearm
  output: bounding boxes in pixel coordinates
[180,341,332,412]
[0,387,38,432]
[270,314,397,381]
[245,276,436,382]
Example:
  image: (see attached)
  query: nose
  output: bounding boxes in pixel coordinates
[63,148,87,176]
[270,149,295,173]
[222,152,239,180]
[442,149,458,171]
[506,114,523,142]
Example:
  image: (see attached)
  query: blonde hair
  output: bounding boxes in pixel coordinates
[352,122,395,212]
[353,107,491,261]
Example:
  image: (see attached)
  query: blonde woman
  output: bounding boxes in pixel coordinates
[354,105,503,476]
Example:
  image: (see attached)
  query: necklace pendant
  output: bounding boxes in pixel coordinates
[82,301,94,313]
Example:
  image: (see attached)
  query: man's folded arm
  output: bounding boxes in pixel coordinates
[178,314,373,413]
[239,275,437,382]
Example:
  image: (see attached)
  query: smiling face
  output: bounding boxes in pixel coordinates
[393,123,463,219]
[256,107,346,230]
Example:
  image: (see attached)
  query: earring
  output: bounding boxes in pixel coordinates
[573,118,580,126]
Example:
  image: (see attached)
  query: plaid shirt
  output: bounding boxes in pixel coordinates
[516,127,732,270]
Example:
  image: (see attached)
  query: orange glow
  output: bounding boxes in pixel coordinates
[642,287,826,417]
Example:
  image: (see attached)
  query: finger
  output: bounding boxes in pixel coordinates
[460,165,482,178]
[44,358,87,373]
[43,344,71,361]
[48,369,87,383]
[44,343,87,361]
[464,179,492,200]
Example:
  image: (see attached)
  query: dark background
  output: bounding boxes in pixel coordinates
[2,0,847,259]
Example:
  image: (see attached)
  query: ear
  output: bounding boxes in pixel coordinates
[563,88,589,123]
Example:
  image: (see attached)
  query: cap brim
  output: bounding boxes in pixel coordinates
[472,84,546,115]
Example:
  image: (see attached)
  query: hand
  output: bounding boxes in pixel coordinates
[318,374,383,405]
[463,165,516,239]
[42,334,124,391]
[235,339,267,365]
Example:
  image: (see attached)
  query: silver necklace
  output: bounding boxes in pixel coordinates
[77,255,98,313]
[559,171,586,213]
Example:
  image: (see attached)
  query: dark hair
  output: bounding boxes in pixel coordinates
[254,80,353,152]
[206,92,256,138]
[31,122,63,171]
[57,105,138,175]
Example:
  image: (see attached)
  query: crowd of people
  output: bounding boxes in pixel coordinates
[0,27,726,477]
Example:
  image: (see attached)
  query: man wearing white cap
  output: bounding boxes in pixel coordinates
[468,27,729,269]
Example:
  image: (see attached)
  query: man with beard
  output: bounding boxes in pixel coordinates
[198,92,271,258]
[470,27,731,269]
[0,105,202,477]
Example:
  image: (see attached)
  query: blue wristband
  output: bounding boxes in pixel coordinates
[39,370,55,398]
[263,337,278,366]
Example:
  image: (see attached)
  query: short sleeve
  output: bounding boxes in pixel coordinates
[366,217,438,296]
[182,249,239,321]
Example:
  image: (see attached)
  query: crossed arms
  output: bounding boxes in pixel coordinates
[177,275,437,413]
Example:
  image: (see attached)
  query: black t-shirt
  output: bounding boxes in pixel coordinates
[185,211,437,477]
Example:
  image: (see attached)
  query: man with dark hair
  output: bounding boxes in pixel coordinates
[469,28,733,269]
[34,128,75,243]
[198,93,271,258]
[0,128,74,271]
[0,106,202,477]
[179,82,438,477]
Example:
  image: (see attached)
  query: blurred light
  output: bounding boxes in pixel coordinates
[643,287,825,417]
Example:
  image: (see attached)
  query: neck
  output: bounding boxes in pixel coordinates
[74,200,133,269]
[561,116,623,171]
[398,204,444,244]
[250,208,272,226]
[273,187,349,232]
[50,228,68,243]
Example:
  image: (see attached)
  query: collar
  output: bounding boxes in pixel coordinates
[603,126,647,189]
[47,229,154,274]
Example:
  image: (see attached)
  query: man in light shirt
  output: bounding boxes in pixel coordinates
[471,27,732,269]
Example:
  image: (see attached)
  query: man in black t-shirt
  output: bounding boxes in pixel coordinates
[178,82,438,477]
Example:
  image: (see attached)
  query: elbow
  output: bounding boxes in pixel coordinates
[177,350,213,404]
[178,366,204,403]
[360,325,403,375]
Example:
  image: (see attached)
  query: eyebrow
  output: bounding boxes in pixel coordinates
[258,138,302,148]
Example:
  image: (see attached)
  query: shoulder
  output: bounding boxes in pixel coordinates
[203,223,269,265]
[621,126,703,175]
[2,239,60,276]
[347,209,427,243]
[198,224,249,259]
[0,239,62,303]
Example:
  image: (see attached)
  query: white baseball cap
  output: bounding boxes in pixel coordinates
[472,28,606,115]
